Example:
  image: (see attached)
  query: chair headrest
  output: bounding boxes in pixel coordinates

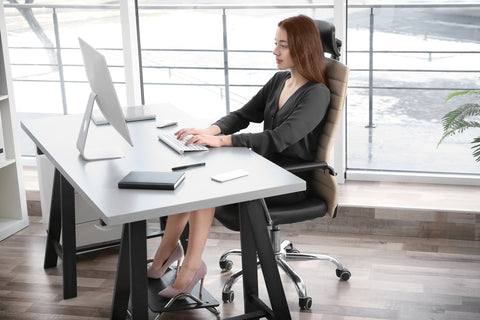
[314,20,341,60]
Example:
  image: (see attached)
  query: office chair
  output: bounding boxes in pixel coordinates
[214,20,350,310]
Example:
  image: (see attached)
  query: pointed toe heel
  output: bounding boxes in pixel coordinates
[158,260,207,299]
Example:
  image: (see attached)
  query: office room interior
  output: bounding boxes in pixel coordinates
[0,0,479,319]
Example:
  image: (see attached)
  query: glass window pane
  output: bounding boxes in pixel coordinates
[346,5,480,175]
[137,3,334,118]
[4,3,124,156]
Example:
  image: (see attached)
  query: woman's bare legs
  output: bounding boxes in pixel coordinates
[150,212,190,271]
[151,207,216,291]
[172,207,215,291]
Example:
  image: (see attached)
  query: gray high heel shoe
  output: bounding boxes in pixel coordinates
[147,242,184,279]
[158,260,207,299]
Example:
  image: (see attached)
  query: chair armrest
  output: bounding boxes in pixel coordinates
[282,161,337,176]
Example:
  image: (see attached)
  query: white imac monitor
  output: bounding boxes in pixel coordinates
[76,37,133,161]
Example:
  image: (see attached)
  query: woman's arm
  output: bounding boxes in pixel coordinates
[214,73,285,134]
[175,72,287,149]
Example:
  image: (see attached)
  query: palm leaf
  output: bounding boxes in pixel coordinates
[445,90,480,102]
[437,103,480,146]
[439,90,480,162]
[472,137,480,163]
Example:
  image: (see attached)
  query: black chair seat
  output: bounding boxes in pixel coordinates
[215,197,327,231]
[269,197,328,225]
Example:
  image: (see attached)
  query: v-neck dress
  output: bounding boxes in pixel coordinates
[213,71,330,166]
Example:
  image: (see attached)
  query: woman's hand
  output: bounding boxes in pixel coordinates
[175,125,232,148]
[175,127,217,140]
[184,134,231,148]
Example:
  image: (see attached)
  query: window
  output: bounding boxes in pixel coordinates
[5,0,478,182]
[346,4,480,176]
[4,2,124,156]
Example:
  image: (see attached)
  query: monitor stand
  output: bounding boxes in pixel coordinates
[76,92,125,161]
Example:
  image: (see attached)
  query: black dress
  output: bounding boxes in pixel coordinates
[214,71,330,209]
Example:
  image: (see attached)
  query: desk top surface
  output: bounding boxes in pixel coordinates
[21,104,305,225]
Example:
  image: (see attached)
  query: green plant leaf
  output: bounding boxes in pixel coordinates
[445,90,480,102]
[472,137,480,162]
[438,103,480,147]
[439,91,480,163]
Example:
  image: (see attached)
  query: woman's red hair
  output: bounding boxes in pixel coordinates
[278,15,328,87]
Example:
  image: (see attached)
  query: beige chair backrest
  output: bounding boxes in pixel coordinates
[311,57,349,218]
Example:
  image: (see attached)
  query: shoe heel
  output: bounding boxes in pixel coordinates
[199,277,204,297]
[175,258,181,276]
[148,242,184,279]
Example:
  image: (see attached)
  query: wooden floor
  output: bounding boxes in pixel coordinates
[0,214,479,320]
[2,167,478,319]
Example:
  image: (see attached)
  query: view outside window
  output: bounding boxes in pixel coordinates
[3,1,124,155]
[137,3,335,122]
[346,5,480,175]
[3,0,479,178]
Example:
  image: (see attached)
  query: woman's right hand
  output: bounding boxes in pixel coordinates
[175,125,220,141]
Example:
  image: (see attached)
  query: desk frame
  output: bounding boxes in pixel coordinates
[44,169,291,320]
[23,110,302,320]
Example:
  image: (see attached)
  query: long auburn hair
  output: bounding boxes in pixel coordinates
[278,15,328,87]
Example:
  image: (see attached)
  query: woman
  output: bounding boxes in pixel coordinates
[149,14,330,299]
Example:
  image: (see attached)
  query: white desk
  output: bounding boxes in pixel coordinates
[21,104,305,320]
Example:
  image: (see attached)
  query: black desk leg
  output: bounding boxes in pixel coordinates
[43,169,77,299]
[44,169,62,269]
[130,220,148,319]
[239,202,259,314]
[111,221,148,320]
[111,224,130,320]
[240,200,292,320]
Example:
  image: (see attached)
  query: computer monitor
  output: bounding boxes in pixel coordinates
[76,37,133,161]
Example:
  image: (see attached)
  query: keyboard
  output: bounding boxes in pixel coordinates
[158,133,209,154]
[92,106,155,125]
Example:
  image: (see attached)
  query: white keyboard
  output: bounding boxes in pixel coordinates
[158,133,208,154]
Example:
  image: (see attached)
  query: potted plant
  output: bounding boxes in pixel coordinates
[438,90,480,162]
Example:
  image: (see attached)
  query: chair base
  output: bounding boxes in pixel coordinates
[218,228,351,310]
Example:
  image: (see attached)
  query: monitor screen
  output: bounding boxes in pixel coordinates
[77,37,133,160]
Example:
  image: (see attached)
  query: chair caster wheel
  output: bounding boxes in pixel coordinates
[219,259,233,272]
[222,290,234,303]
[336,268,351,281]
[299,297,312,310]
[285,243,300,253]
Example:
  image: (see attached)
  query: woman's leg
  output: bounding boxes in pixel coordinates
[172,207,215,291]
[150,211,190,270]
